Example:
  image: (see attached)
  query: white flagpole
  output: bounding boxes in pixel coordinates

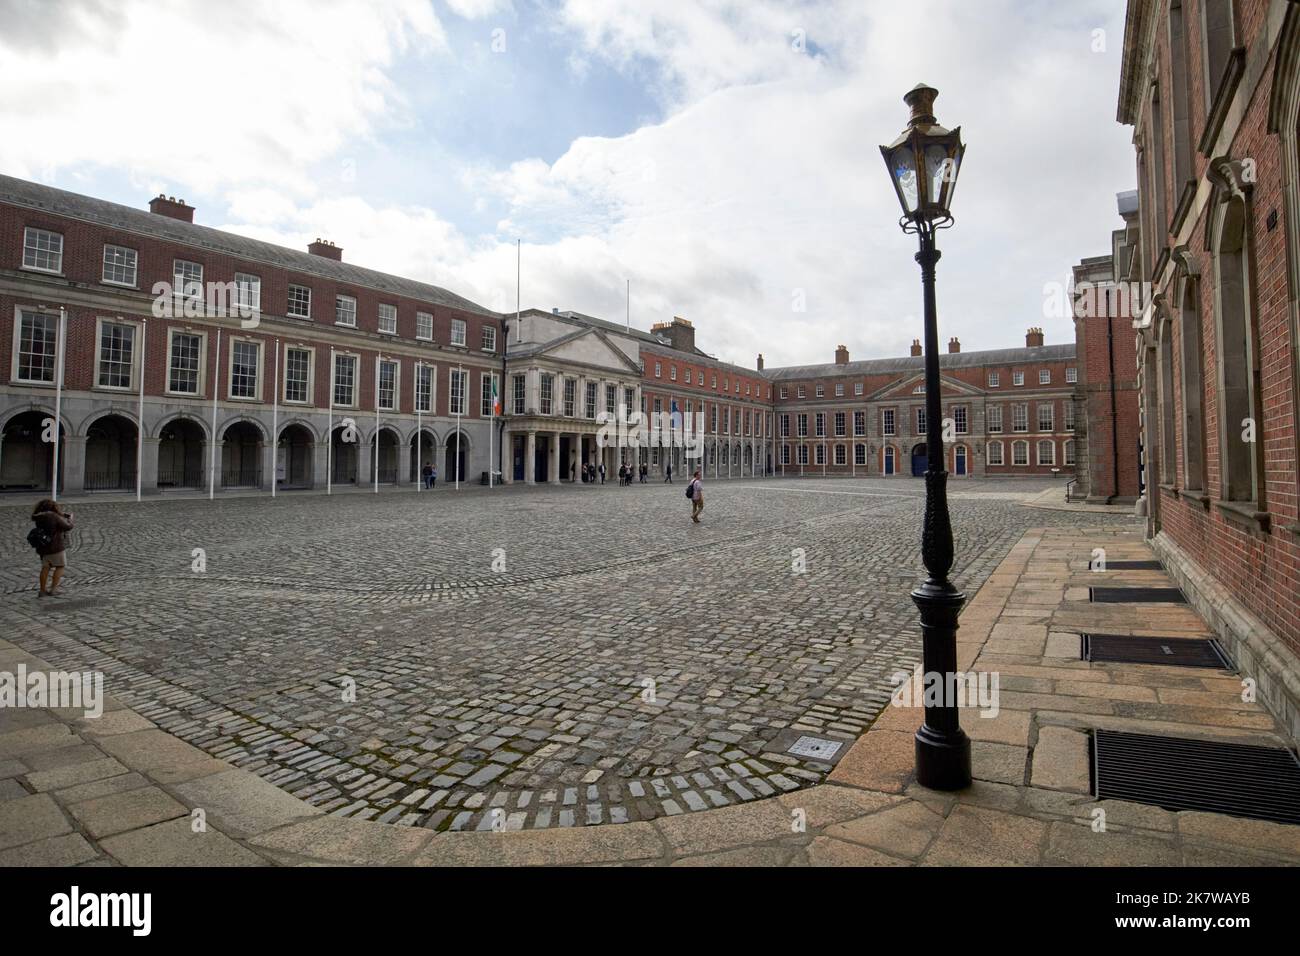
[455,363,462,491]
[327,347,334,496]
[626,278,630,332]
[271,338,279,498]
[209,328,221,500]
[136,318,146,502]
[374,353,380,494]
[52,307,66,501]
[516,239,521,345]
[488,370,494,489]
[415,360,422,493]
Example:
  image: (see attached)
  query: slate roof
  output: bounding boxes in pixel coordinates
[0,174,499,318]
[764,343,1077,381]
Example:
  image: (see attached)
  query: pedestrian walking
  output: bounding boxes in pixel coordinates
[686,470,704,523]
[664,463,673,483]
[28,498,74,597]
[571,461,576,481]
[421,462,434,489]
[639,462,647,484]
[430,465,438,489]
[599,462,605,484]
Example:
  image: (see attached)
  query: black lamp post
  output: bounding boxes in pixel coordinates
[880,83,971,791]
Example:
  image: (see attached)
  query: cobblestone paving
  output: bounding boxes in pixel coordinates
[0,478,1136,831]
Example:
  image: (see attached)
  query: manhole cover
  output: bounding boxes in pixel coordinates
[788,735,843,761]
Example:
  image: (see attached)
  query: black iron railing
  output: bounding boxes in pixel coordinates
[84,470,137,491]
[221,466,262,488]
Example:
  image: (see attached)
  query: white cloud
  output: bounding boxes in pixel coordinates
[2,0,1136,370]
[0,0,445,197]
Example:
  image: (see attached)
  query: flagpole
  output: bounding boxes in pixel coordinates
[374,353,380,494]
[135,318,146,502]
[271,338,279,498]
[209,328,221,500]
[416,360,422,493]
[327,347,334,496]
[516,239,521,345]
[52,307,66,501]
[455,363,462,491]
[626,278,630,332]
[488,370,494,489]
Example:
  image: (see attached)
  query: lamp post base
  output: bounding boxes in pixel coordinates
[915,722,972,791]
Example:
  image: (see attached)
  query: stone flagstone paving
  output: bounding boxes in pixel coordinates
[0,478,1135,833]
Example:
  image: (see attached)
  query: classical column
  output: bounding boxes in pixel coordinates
[314,440,330,489]
[501,430,513,484]
[263,436,277,492]
[63,435,87,495]
[140,437,160,494]
[550,431,561,484]
[398,435,411,486]
[525,430,536,485]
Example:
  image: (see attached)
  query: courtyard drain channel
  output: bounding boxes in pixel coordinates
[1098,560,1163,571]
[1091,730,1300,825]
[1081,633,1232,669]
[1089,586,1187,604]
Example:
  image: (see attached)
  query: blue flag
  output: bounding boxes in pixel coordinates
[670,399,681,430]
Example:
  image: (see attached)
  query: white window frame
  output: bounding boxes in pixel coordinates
[987,440,1004,466]
[854,382,864,396]
[333,352,360,408]
[1037,402,1054,432]
[287,284,312,320]
[1012,370,1025,386]
[1013,440,1029,466]
[987,371,1000,387]
[174,259,204,305]
[482,371,499,417]
[94,316,139,391]
[415,363,435,414]
[165,328,206,397]
[416,311,434,341]
[987,405,1003,433]
[1066,367,1078,384]
[482,326,497,353]
[283,345,315,405]
[882,408,896,436]
[377,358,399,411]
[102,244,138,287]
[1037,439,1055,466]
[335,295,357,328]
[449,366,468,415]
[22,227,63,274]
[228,337,263,401]
[234,272,261,314]
[1039,368,1051,385]
[450,318,467,348]
[11,308,58,385]
[378,303,398,335]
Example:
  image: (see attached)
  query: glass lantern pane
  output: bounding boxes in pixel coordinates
[925,144,953,212]
[892,148,918,214]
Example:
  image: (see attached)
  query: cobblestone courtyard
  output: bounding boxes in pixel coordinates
[0,478,1135,832]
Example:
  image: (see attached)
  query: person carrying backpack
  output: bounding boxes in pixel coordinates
[29,498,74,597]
[686,470,704,523]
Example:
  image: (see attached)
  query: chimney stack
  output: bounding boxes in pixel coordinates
[834,345,850,365]
[910,339,922,357]
[308,238,343,261]
[757,353,764,371]
[1026,326,1045,347]
[650,316,696,353]
[948,337,960,353]
[148,194,194,223]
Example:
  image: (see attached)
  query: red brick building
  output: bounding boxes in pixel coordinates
[1118,0,1300,741]
[0,175,504,494]
[1071,191,1144,503]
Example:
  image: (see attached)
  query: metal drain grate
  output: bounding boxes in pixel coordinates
[1082,633,1232,669]
[1092,730,1300,824]
[1090,586,1187,604]
[787,735,844,761]
[1100,560,1163,571]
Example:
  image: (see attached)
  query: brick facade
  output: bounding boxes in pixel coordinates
[1118,0,1300,741]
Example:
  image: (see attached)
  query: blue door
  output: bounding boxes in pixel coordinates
[911,444,927,476]
[955,445,967,476]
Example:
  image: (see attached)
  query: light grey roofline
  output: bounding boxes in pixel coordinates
[0,173,500,318]
[765,343,1077,381]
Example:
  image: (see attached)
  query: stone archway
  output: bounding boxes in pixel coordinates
[278,423,314,489]
[157,418,206,489]
[0,410,63,492]
[84,413,138,491]
[221,421,263,488]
